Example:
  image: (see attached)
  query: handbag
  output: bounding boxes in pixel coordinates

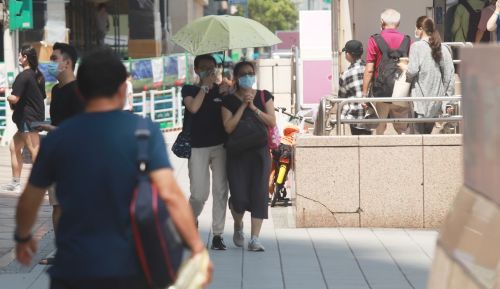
[392,71,411,108]
[172,131,191,159]
[225,109,268,156]
[130,117,184,288]
[259,90,281,149]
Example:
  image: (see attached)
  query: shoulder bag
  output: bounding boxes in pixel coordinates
[130,117,184,288]
[259,90,281,149]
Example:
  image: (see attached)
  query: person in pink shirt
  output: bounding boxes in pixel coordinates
[362,9,412,135]
[476,0,496,43]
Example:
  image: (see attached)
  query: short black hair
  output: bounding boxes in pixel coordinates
[77,48,127,100]
[53,42,78,70]
[194,54,216,69]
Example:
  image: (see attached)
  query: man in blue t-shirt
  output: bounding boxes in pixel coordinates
[487,0,500,41]
[14,48,212,288]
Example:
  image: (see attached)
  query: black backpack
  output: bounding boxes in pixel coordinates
[461,0,489,42]
[445,0,488,42]
[371,34,411,98]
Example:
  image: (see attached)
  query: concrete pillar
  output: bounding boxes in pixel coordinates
[45,0,67,43]
[170,0,205,53]
[128,0,162,58]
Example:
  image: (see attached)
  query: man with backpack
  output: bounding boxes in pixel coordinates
[362,9,412,135]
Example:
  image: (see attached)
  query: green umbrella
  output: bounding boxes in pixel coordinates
[172,15,282,56]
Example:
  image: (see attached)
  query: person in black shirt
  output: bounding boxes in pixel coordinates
[181,54,230,250]
[3,46,45,192]
[36,43,83,265]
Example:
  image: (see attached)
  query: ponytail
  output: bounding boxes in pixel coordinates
[416,16,442,63]
[20,46,46,98]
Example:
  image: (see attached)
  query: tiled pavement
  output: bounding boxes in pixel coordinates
[0,132,439,289]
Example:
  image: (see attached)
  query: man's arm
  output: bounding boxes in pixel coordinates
[362,63,375,96]
[487,4,500,32]
[15,184,48,266]
[184,73,217,114]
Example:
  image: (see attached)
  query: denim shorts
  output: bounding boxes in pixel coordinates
[17,121,37,133]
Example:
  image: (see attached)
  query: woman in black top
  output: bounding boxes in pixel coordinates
[3,46,45,192]
[221,61,276,252]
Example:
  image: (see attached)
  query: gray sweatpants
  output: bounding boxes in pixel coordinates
[188,144,229,235]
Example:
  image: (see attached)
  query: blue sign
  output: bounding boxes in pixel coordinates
[229,0,247,5]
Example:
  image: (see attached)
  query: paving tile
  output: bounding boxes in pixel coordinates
[276,228,327,289]
[308,228,370,289]
[340,228,414,289]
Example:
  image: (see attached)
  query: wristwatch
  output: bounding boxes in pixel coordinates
[201,85,209,94]
[14,232,32,244]
[254,109,262,116]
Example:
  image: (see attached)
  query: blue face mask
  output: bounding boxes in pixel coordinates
[47,61,61,77]
[198,70,208,79]
[238,75,256,89]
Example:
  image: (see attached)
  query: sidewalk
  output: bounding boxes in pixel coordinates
[0,132,439,289]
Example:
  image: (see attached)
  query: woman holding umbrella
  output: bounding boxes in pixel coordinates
[221,61,276,251]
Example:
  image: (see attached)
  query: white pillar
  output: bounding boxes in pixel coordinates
[45,0,67,43]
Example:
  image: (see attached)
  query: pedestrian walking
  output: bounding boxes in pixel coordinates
[487,0,500,41]
[35,42,84,265]
[3,46,46,192]
[181,54,230,250]
[476,0,496,43]
[362,9,413,135]
[221,61,276,252]
[399,16,455,134]
[123,72,134,111]
[15,48,212,289]
[96,3,109,46]
[339,40,372,135]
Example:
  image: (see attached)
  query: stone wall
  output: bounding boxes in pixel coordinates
[294,135,463,228]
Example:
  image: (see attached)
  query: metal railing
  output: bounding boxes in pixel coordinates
[329,96,462,135]
[132,91,148,118]
[149,88,180,129]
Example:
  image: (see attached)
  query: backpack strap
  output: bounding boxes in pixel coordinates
[135,117,151,174]
[459,0,475,14]
[398,35,411,56]
[372,34,390,56]
[259,90,267,112]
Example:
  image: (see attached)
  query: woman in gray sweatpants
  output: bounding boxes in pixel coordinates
[181,54,231,250]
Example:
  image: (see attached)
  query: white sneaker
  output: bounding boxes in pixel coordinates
[2,181,20,192]
[233,222,244,248]
[248,237,265,252]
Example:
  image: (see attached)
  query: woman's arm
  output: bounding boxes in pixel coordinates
[8,94,21,105]
[222,103,247,134]
[252,98,276,128]
[487,10,499,31]
[404,45,421,82]
[442,48,456,97]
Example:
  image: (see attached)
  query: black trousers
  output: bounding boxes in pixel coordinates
[50,276,150,289]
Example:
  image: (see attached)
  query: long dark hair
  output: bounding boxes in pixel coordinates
[20,46,45,87]
[416,16,442,63]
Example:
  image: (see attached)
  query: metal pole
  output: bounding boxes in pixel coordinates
[331,0,340,97]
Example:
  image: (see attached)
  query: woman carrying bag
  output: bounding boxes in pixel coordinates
[399,16,455,134]
[221,61,276,252]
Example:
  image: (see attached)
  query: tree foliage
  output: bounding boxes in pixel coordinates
[234,0,299,32]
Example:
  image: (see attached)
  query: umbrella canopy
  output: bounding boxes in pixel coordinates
[172,15,282,56]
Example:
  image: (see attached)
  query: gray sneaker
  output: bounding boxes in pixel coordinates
[2,181,20,192]
[233,222,244,248]
[248,238,265,252]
